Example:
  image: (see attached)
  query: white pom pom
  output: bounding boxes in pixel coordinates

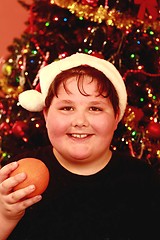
[18,90,45,112]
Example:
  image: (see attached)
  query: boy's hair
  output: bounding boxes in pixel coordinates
[45,65,119,117]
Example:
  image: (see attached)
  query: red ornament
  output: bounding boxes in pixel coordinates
[129,106,144,122]
[146,121,160,139]
[0,122,10,134]
[12,121,29,138]
[0,102,7,114]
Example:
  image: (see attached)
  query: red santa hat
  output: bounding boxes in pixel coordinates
[18,53,127,121]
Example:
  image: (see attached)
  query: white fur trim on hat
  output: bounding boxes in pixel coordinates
[18,89,45,112]
[18,53,127,121]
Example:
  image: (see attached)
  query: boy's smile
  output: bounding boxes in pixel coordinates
[68,133,92,139]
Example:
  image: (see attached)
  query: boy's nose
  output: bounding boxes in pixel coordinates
[72,111,89,127]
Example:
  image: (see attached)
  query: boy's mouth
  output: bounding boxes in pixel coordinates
[70,134,88,139]
[68,133,90,139]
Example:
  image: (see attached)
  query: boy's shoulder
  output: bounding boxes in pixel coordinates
[111,150,159,178]
[2,145,54,167]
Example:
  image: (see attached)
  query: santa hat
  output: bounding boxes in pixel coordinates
[18,53,127,121]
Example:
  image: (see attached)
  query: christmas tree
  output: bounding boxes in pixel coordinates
[0,0,160,171]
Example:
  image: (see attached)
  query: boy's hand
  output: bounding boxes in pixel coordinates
[0,162,42,221]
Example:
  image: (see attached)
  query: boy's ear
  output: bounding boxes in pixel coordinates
[43,108,47,121]
[114,111,121,130]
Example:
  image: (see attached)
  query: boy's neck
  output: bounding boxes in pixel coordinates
[53,148,112,176]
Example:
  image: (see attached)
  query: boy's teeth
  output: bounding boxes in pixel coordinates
[71,134,87,138]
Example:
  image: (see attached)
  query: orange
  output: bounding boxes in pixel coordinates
[10,158,50,198]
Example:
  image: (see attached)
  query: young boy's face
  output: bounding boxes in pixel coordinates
[44,76,119,168]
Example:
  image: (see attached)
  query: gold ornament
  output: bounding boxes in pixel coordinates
[2,63,12,76]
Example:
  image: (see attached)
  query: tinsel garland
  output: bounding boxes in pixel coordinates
[52,0,160,32]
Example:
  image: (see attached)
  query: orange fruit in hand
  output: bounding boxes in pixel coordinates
[10,158,50,198]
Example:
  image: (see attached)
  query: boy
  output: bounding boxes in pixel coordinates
[0,53,159,239]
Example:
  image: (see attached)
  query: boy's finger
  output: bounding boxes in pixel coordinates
[0,162,18,182]
[0,172,26,194]
[8,184,36,203]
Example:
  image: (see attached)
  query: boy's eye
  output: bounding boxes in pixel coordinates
[89,106,102,111]
[61,106,73,111]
